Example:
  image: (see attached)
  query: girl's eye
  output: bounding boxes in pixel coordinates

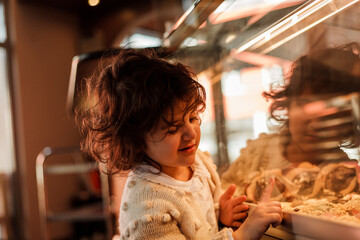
[167,128,178,134]
[190,116,199,122]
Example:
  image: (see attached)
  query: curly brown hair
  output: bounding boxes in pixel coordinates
[264,42,360,149]
[75,48,206,174]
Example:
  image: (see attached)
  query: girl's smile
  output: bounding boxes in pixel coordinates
[178,143,196,153]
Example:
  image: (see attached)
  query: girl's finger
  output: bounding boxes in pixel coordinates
[233,212,248,220]
[259,206,282,214]
[232,195,247,205]
[269,213,283,227]
[232,221,242,228]
[256,212,282,227]
[220,184,237,201]
[233,204,249,213]
[262,201,282,207]
[259,177,275,202]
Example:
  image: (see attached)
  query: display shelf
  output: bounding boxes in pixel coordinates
[44,163,98,175]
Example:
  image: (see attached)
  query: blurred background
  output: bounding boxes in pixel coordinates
[2,0,360,239]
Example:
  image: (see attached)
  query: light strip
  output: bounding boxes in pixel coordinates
[203,0,304,27]
[234,0,360,54]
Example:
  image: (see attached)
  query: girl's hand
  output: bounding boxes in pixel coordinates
[219,184,249,228]
[233,178,283,240]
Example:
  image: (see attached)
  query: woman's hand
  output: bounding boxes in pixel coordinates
[219,184,249,228]
[233,178,283,240]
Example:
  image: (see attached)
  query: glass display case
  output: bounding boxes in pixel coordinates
[163,0,360,239]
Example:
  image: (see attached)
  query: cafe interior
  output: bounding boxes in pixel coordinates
[3,0,360,239]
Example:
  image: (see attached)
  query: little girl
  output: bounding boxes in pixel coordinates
[76,48,282,240]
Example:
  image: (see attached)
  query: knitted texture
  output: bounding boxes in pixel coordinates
[119,150,232,240]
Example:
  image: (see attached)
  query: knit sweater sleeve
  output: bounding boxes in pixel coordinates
[196,151,221,199]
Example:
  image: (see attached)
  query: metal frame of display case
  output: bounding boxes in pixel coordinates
[162,0,225,51]
[36,146,113,240]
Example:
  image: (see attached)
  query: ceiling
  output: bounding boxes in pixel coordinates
[17,0,185,45]
[17,0,155,15]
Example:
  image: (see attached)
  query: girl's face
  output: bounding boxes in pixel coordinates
[144,101,201,179]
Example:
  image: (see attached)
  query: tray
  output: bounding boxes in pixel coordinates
[247,202,360,240]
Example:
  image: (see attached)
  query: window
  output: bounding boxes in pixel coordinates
[120,28,162,48]
[0,1,15,237]
[0,0,15,174]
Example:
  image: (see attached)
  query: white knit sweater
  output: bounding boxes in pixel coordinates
[119,150,232,240]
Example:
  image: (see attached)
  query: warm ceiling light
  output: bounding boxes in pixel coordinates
[88,0,100,7]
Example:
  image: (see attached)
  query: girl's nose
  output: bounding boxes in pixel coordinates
[182,122,197,140]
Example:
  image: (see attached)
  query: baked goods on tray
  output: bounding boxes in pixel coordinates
[284,162,321,199]
[246,169,299,202]
[317,162,358,195]
[242,161,360,225]
[281,193,360,225]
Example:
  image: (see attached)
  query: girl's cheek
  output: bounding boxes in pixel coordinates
[164,134,181,145]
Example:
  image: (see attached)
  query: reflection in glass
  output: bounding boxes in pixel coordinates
[170,0,360,237]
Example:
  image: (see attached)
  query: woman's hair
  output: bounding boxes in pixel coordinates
[75,48,206,174]
[264,42,360,147]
